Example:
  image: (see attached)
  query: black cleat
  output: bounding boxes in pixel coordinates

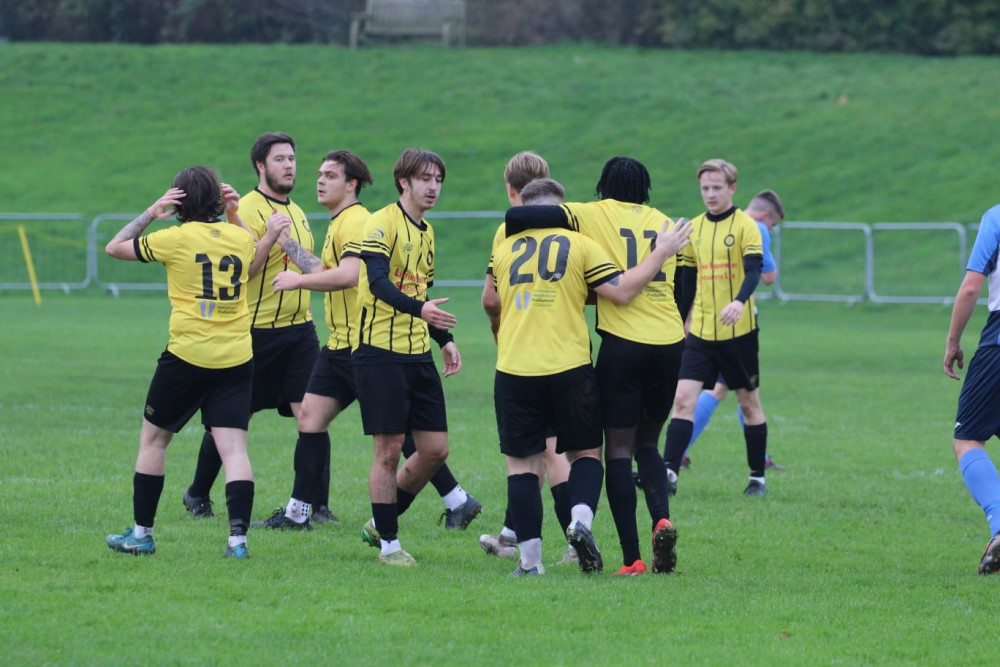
[566,521,603,573]
[743,479,767,497]
[439,494,483,530]
[182,488,214,518]
[250,508,313,531]
[651,518,678,574]
[311,505,340,524]
[979,532,1000,574]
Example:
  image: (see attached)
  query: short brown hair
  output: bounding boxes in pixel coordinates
[749,189,785,221]
[251,132,295,176]
[324,150,374,195]
[697,158,738,185]
[504,151,549,193]
[393,148,446,194]
[519,178,565,205]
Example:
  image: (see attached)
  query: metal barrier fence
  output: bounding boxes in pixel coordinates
[0,212,977,304]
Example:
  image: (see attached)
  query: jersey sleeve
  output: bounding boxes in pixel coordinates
[758,223,776,273]
[582,235,622,289]
[135,226,177,265]
[968,206,1000,275]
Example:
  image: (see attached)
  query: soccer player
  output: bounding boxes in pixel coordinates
[661,159,769,497]
[267,150,480,531]
[181,132,328,527]
[354,148,462,566]
[562,156,684,575]
[478,151,576,565]
[104,167,257,558]
[944,201,1000,574]
[492,178,691,575]
[681,189,786,472]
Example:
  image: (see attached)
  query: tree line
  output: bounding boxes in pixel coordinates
[3,0,999,55]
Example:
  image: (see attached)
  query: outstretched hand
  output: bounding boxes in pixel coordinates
[420,297,457,330]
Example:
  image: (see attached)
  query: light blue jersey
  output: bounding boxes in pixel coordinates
[757,221,776,274]
[967,205,1000,347]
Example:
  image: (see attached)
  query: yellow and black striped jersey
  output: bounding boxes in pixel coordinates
[680,207,763,340]
[320,203,367,351]
[492,228,620,376]
[562,200,684,345]
[240,188,314,329]
[136,221,256,369]
[355,202,436,355]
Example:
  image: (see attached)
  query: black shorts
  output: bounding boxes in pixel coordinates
[145,350,253,433]
[353,359,447,435]
[596,332,684,427]
[494,365,602,458]
[679,331,760,391]
[305,346,358,408]
[250,322,319,416]
[955,345,1000,441]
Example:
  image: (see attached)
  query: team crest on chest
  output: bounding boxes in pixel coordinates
[724,234,736,247]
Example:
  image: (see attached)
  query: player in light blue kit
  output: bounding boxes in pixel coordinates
[945,202,1000,574]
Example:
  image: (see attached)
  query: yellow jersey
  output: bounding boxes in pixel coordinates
[320,202,368,351]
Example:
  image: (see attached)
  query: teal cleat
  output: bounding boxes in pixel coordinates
[223,543,250,559]
[106,527,156,556]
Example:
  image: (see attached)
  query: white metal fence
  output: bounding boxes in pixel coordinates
[0,212,978,304]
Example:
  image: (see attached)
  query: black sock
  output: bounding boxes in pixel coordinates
[403,433,458,498]
[549,481,572,534]
[568,456,604,516]
[503,504,514,532]
[745,422,768,478]
[291,431,329,504]
[133,472,164,527]
[372,502,398,542]
[397,488,417,516]
[508,473,543,542]
[636,445,670,526]
[663,419,694,474]
[225,480,254,537]
[605,458,640,566]
[189,430,222,498]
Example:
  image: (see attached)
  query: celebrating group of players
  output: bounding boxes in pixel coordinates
[103,132,784,576]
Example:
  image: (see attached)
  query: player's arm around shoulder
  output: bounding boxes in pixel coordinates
[594,218,692,305]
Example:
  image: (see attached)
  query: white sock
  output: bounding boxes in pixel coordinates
[666,468,678,483]
[518,537,542,569]
[228,535,247,548]
[285,498,311,523]
[441,485,468,511]
[570,504,594,530]
[380,538,402,556]
[750,475,766,486]
[499,526,517,540]
[133,525,153,539]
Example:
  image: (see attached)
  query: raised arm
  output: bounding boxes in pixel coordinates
[105,187,185,261]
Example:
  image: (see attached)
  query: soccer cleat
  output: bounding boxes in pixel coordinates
[666,468,678,496]
[764,456,786,471]
[554,545,579,566]
[615,560,647,576]
[511,563,545,576]
[223,543,250,559]
[378,549,417,566]
[651,518,678,574]
[439,494,483,530]
[680,455,692,470]
[744,479,767,497]
[978,532,1000,574]
[566,521,603,573]
[250,508,313,531]
[182,488,214,518]
[632,469,645,490]
[361,519,380,548]
[479,533,517,557]
[311,505,340,524]
[106,527,156,556]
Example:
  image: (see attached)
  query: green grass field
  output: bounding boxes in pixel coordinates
[3,42,1000,664]
[0,288,993,664]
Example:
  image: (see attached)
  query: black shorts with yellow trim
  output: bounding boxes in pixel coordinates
[494,364,602,458]
[144,350,253,432]
[250,321,319,416]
